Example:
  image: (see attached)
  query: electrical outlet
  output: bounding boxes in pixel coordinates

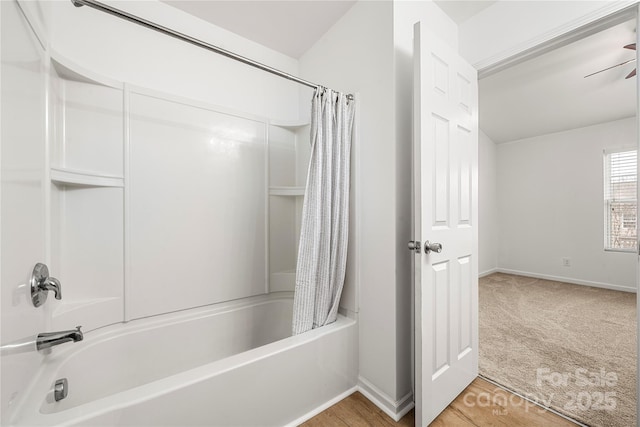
[562,257,571,267]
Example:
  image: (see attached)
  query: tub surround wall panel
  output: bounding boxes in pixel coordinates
[1,0,48,344]
[497,118,636,291]
[15,0,49,44]
[1,1,49,424]
[54,77,123,176]
[53,187,124,329]
[128,91,268,319]
[47,53,126,331]
[46,55,309,325]
[268,122,309,293]
[33,0,308,325]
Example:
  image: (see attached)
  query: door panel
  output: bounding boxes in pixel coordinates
[413,22,479,427]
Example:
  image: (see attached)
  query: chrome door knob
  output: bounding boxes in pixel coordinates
[424,241,442,254]
[408,240,421,253]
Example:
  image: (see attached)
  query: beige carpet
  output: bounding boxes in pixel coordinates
[479,273,637,427]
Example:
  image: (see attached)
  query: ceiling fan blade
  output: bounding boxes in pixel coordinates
[584,58,636,78]
[624,43,636,50]
[626,68,636,79]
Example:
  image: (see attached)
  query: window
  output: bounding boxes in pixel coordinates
[604,149,637,252]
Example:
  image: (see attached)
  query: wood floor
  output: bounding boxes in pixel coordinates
[300,378,577,426]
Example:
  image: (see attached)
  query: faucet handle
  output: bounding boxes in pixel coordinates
[30,263,62,307]
[44,277,62,300]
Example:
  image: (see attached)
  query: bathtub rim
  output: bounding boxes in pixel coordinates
[13,292,294,424]
[35,291,295,363]
[11,296,356,427]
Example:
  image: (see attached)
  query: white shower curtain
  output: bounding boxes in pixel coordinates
[292,87,355,335]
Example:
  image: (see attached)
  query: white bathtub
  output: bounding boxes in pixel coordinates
[11,294,358,426]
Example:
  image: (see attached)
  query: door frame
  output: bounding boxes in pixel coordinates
[473,3,639,426]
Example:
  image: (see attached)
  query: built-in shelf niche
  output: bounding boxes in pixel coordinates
[51,167,124,188]
[50,184,124,331]
[48,52,124,331]
[50,52,124,177]
[269,186,305,196]
[268,121,310,292]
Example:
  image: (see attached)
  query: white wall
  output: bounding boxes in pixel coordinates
[299,0,398,409]
[479,130,498,275]
[50,0,300,120]
[300,0,458,416]
[496,117,636,292]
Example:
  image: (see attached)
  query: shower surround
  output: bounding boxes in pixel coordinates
[1,1,358,425]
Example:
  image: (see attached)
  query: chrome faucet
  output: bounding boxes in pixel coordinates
[39,276,61,299]
[30,263,62,307]
[36,326,83,351]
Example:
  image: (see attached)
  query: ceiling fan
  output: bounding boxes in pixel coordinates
[584,43,636,79]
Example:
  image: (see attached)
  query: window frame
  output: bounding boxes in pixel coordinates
[603,147,638,253]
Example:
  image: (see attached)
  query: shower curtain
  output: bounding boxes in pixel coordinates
[292,87,355,335]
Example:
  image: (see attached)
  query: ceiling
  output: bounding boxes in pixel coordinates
[163,1,492,58]
[162,1,356,58]
[481,19,637,143]
[433,1,497,25]
[161,1,635,144]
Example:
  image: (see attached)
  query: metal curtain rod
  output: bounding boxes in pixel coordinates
[71,0,353,99]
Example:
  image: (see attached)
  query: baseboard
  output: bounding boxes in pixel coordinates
[496,268,637,293]
[479,268,498,278]
[287,380,414,426]
[286,386,358,426]
[357,376,414,421]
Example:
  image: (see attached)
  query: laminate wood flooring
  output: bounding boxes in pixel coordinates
[300,378,577,426]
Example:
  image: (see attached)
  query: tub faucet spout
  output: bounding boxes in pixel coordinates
[36,326,83,351]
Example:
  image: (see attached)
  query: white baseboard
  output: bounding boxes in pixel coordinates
[287,380,414,426]
[479,268,498,278]
[357,376,414,422]
[496,268,636,293]
[286,386,358,426]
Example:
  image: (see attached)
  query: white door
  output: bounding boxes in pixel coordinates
[412,22,479,427]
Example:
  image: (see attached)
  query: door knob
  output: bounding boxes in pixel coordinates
[408,240,421,253]
[424,241,442,254]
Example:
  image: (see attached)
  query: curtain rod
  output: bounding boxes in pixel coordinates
[70,0,353,100]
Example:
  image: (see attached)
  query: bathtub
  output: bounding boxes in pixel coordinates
[10,293,358,426]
